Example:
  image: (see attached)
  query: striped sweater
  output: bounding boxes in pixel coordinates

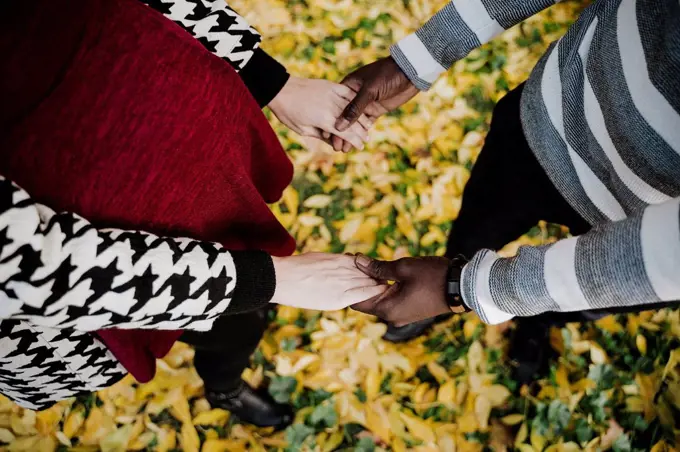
[391,0,680,323]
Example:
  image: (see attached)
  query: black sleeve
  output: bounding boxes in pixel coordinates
[239,48,290,107]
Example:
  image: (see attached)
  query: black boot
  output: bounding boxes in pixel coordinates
[206,382,293,429]
[507,319,556,387]
[382,314,453,343]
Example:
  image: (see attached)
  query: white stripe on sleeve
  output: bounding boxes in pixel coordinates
[541,46,627,221]
[578,19,671,205]
[640,198,680,300]
[395,34,447,84]
[543,237,592,312]
[455,0,505,42]
[617,0,680,154]
[470,251,514,324]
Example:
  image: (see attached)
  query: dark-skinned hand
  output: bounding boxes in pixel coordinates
[350,255,452,326]
[324,57,420,153]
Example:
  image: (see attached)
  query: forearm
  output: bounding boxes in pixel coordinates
[462,197,680,324]
[392,0,557,90]
[0,177,275,331]
[139,0,289,106]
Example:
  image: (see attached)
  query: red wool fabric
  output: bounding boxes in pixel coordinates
[0,0,295,382]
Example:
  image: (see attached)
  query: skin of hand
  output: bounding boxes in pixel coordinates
[330,57,420,153]
[270,253,388,311]
[269,76,374,152]
[350,255,452,326]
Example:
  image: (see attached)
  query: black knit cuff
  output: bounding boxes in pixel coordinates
[226,250,276,314]
[239,49,290,107]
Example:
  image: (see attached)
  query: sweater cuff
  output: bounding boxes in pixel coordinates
[239,49,290,107]
[226,250,276,314]
[390,35,446,91]
[461,250,514,325]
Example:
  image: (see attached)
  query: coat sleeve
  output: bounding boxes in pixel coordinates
[462,197,680,324]
[0,176,277,331]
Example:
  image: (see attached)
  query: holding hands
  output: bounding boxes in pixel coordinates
[270,253,388,311]
[269,76,374,151]
[269,57,416,153]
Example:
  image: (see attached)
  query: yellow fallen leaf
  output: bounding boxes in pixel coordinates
[179,423,200,452]
[80,407,116,446]
[7,435,39,452]
[486,385,511,407]
[474,395,492,429]
[427,361,450,383]
[322,429,344,452]
[192,409,230,426]
[365,366,381,401]
[501,414,525,426]
[636,334,647,355]
[437,432,457,452]
[303,194,333,209]
[10,411,37,436]
[515,423,529,446]
[437,380,457,407]
[590,343,608,364]
[366,402,391,443]
[100,424,133,452]
[0,428,15,443]
[530,427,546,452]
[400,412,436,443]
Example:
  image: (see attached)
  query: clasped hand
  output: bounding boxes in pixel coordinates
[270,254,453,327]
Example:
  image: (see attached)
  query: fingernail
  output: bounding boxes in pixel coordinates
[355,254,371,268]
[336,119,349,131]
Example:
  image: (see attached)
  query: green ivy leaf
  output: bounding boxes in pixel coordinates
[547,400,571,433]
[285,424,315,450]
[269,376,298,404]
[613,433,632,452]
[354,437,376,452]
[309,403,338,428]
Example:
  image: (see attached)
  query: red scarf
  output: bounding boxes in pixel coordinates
[0,0,295,382]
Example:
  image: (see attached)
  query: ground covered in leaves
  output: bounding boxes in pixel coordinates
[3,0,680,450]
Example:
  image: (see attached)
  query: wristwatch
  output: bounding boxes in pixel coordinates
[446,256,471,314]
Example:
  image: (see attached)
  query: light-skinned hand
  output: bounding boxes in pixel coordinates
[269,76,374,152]
[270,253,388,311]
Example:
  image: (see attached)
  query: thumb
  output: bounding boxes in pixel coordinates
[354,254,401,282]
[335,85,373,132]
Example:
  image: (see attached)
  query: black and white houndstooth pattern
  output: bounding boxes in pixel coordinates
[0,176,240,409]
[140,0,262,70]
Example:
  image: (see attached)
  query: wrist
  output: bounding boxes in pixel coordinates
[268,76,298,116]
[270,256,288,305]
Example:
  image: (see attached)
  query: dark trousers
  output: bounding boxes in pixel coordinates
[445,84,676,329]
[180,305,270,392]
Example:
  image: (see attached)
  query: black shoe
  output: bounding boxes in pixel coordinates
[508,320,556,387]
[382,314,453,343]
[206,382,293,429]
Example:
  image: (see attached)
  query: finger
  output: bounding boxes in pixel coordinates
[332,83,357,100]
[331,135,345,152]
[334,128,364,152]
[344,284,388,304]
[336,85,374,132]
[354,254,401,281]
[343,140,353,153]
[340,75,363,93]
[322,130,331,141]
[357,114,373,132]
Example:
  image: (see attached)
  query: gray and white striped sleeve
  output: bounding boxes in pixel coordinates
[461,197,680,324]
[391,0,559,90]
